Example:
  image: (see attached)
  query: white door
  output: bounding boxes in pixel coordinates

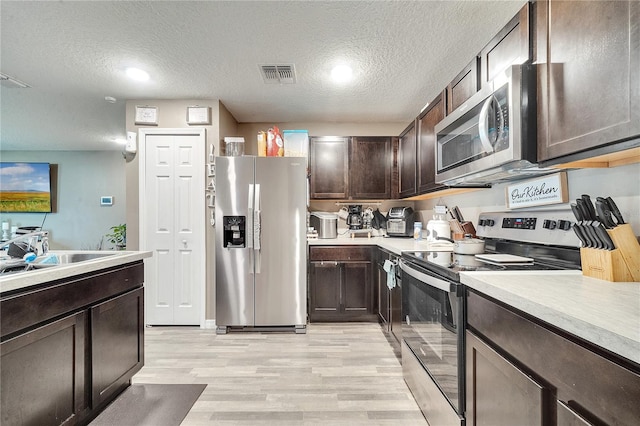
[139,128,205,326]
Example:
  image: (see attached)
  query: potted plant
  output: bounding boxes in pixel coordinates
[106,224,126,250]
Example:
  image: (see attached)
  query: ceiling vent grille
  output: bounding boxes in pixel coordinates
[259,64,296,84]
[0,72,30,88]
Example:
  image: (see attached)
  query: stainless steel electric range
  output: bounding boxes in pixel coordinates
[400,209,582,426]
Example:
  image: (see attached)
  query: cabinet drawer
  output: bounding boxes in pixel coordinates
[309,246,372,261]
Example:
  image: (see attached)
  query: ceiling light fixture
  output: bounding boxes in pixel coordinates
[105,96,117,103]
[126,67,150,81]
[331,65,353,84]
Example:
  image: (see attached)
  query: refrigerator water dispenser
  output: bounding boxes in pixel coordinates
[223,216,246,248]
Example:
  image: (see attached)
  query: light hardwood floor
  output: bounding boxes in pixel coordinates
[133,323,427,425]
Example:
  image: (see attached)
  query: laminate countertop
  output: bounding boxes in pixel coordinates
[0,250,152,295]
[461,270,640,367]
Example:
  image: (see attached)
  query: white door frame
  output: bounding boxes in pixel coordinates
[138,127,207,328]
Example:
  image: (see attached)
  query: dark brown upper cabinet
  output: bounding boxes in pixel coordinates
[309,136,394,200]
[535,0,640,162]
[417,91,447,194]
[398,121,417,198]
[479,3,531,89]
[350,136,392,199]
[309,136,349,199]
[446,57,479,114]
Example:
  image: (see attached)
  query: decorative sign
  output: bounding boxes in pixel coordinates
[506,172,568,209]
[135,106,158,125]
[187,106,211,125]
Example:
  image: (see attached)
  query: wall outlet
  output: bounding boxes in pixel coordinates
[125,131,137,153]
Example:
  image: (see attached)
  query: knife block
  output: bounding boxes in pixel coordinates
[580,224,640,282]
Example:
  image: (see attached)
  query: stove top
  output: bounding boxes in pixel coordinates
[402,208,583,282]
[401,249,574,282]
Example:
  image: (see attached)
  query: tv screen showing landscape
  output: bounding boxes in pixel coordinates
[0,162,52,213]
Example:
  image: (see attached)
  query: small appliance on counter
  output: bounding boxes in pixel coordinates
[346,205,364,230]
[386,206,415,237]
[309,212,338,239]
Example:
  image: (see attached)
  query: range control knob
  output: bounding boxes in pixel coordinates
[543,220,557,230]
[479,219,487,226]
[485,219,495,227]
[558,220,572,231]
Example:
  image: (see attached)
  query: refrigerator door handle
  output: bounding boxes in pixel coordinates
[247,184,254,250]
[254,184,261,273]
[247,184,254,273]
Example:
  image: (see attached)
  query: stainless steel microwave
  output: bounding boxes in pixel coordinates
[434,64,546,186]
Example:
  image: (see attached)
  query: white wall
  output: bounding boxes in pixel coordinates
[0,151,126,250]
[415,163,640,235]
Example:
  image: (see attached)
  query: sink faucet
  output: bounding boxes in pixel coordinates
[1,231,49,256]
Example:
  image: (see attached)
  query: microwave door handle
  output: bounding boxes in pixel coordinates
[478,95,497,154]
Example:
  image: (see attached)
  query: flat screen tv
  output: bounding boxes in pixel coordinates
[0,162,52,213]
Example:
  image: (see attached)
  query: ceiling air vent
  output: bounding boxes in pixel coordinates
[0,72,30,88]
[259,64,296,84]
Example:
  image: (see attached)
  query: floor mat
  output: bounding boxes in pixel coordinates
[90,384,206,426]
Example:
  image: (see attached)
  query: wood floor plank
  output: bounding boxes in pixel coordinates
[133,323,427,425]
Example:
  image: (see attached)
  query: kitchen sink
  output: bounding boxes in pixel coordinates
[0,251,117,275]
[55,252,115,264]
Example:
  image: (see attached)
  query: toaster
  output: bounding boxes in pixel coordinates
[309,212,338,239]
[386,207,415,237]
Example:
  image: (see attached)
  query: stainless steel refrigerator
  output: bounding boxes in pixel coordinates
[215,156,307,333]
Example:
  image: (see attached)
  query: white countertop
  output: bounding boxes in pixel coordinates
[0,250,153,294]
[461,270,640,366]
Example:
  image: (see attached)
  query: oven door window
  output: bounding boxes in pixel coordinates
[437,82,510,173]
[402,268,461,411]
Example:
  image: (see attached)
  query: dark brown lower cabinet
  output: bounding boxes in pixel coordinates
[466,330,546,426]
[91,287,144,408]
[1,312,87,426]
[467,289,640,426]
[308,246,374,322]
[0,262,145,426]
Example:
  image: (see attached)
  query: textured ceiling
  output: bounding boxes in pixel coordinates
[0,0,526,151]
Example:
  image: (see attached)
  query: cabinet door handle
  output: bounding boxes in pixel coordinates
[182,239,188,248]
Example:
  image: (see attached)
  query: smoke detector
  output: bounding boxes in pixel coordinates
[0,72,30,88]
[259,64,296,84]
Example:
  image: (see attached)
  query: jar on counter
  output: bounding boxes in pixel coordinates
[413,222,423,241]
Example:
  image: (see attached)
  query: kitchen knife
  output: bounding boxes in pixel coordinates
[606,197,625,224]
[453,206,464,222]
[578,220,597,248]
[581,194,597,220]
[575,199,591,222]
[571,222,590,248]
[570,203,583,221]
[595,199,617,229]
[593,222,616,250]
[570,203,591,247]
[575,200,599,248]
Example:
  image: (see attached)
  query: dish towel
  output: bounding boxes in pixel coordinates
[383,259,396,290]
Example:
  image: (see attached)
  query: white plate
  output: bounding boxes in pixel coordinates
[474,254,534,263]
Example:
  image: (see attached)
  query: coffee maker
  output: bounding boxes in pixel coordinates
[346,205,364,230]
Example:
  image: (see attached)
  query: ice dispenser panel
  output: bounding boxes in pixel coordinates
[223,216,246,248]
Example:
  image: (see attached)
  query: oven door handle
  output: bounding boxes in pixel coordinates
[399,260,455,293]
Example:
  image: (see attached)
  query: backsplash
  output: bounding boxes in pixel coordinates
[415,162,640,235]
